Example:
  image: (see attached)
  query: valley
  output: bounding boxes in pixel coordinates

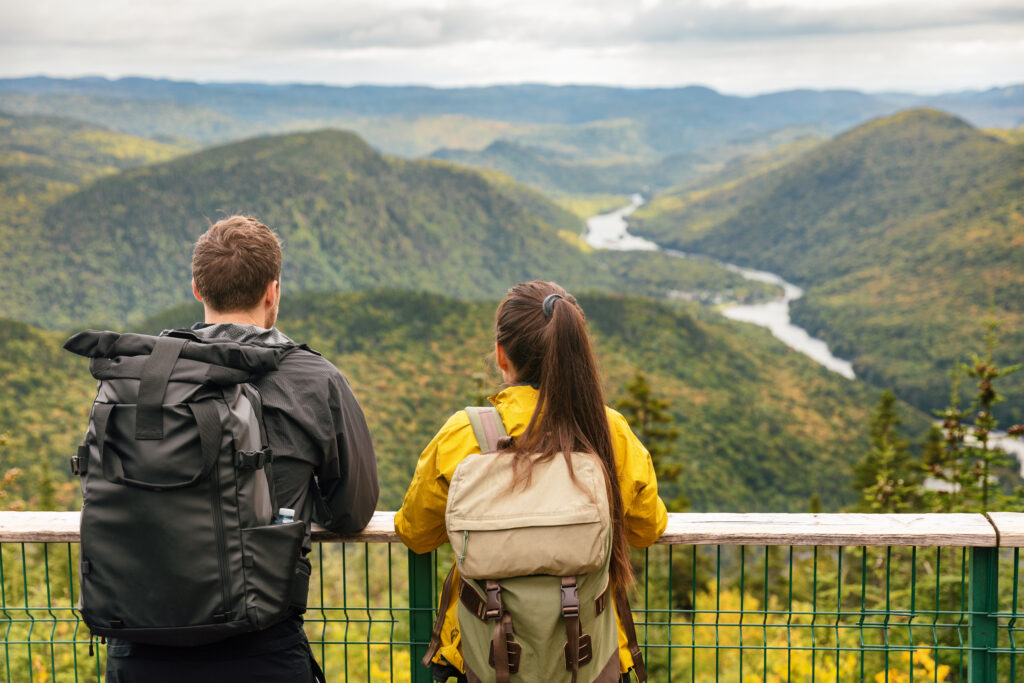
[1,77,1022,517]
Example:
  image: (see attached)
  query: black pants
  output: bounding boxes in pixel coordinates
[106,639,318,683]
[105,618,321,683]
[106,639,317,683]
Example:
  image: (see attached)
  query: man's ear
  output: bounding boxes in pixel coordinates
[192,279,203,302]
[263,279,279,306]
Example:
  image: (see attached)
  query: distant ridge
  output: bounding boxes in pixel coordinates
[633,108,1024,419]
[0,75,897,150]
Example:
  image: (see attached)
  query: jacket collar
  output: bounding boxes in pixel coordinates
[188,321,294,346]
[488,384,539,436]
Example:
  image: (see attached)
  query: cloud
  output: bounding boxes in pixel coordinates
[3,1,1023,50]
[1,0,1022,92]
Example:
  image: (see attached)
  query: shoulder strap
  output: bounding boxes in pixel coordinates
[464,406,508,454]
[615,587,648,682]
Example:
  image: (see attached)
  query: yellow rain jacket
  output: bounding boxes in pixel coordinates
[395,384,669,675]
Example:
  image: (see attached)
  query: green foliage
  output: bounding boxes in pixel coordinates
[924,319,1024,512]
[3,289,890,513]
[613,370,688,510]
[431,139,707,195]
[853,390,920,512]
[0,128,775,329]
[632,109,1024,422]
[0,318,94,510]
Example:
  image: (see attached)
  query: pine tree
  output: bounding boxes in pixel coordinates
[926,318,1024,512]
[931,319,1023,512]
[614,370,688,510]
[853,390,919,512]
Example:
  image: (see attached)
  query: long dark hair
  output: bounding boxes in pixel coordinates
[495,281,632,590]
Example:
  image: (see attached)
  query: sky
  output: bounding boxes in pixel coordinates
[2,0,1023,94]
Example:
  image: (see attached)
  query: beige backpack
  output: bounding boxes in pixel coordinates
[423,407,647,683]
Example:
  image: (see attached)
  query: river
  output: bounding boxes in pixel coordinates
[584,199,1024,475]
[584,196,856,379]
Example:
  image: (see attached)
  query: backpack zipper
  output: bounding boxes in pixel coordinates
[209,454,231,622]
[459,530,469,565]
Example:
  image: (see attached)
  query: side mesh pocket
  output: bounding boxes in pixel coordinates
[240,521,305,629]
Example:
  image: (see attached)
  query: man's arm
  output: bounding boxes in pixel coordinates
[314,371,379,534]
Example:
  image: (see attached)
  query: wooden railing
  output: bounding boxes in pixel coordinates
[2,511,1022,682]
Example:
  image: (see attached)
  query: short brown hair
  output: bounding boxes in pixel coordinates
[192,216,282,313]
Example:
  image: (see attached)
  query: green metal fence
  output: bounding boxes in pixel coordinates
[1,512,1022,682]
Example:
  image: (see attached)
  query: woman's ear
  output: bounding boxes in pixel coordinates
[495,342,509,374]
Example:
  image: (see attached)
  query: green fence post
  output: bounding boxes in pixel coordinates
[408,550,434,683]
[969,546,998,683]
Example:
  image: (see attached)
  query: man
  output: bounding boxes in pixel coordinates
[106,215,379,682]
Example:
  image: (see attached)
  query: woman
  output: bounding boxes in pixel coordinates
[395,281,668,682]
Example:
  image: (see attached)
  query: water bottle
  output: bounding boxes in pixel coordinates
[275,507,295,524]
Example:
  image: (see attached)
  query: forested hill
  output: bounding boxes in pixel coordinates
[0,126,774,329]
[0,110,184,213]
[632,109,1024,418]
[4,290,911,512]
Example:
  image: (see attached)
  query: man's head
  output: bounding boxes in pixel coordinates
[192,216,283,328]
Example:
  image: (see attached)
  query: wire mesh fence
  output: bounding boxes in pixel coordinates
[1,514,1021,682]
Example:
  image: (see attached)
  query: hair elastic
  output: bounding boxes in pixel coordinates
[542,293,563,318]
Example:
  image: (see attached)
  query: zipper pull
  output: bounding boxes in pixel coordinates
[459,530,469,565]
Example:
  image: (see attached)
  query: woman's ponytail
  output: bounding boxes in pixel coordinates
[496,281,633,591]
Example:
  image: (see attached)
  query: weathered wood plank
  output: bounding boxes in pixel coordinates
[0,510,402,543]
[987,512,1024,547]
[0,511,1000,547]
[655,513,997,547]
[312,511,400,543]
[0,511,80,542]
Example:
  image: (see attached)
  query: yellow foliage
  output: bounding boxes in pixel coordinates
[873,647,950,683]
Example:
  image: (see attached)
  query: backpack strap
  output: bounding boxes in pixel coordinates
[93,400,222,491]
[135,336,187,440]
[561,576,581,683]
[464,406,508,454]
[615,588,647,682]
[421,565,458,668]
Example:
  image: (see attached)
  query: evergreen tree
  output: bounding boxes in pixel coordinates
[807,492,823,514]
[931,320,1024,511]
[853,390,919,512]
[614,370,688,510]
[925,319,1024,512]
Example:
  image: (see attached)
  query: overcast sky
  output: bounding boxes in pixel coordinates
[2,0,1022,94]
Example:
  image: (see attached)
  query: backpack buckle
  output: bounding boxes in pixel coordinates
[560,578,579,618]
[70,446,88,476]
[484,580,503,620]
[236,448,272,470]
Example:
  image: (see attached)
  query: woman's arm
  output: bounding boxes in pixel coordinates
[608,409,669,548]
[395,411,469,553]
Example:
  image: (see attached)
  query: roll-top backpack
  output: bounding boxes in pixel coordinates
[64,329,310,646]
[423,407,647,683]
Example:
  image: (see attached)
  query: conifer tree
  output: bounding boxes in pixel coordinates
[853,390,919,512]
[930,320,1024,511]
[614,370,688,510]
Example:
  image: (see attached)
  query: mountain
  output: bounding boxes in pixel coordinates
[0,110,184,212]
[431,140,707,195]
[0,318,95,510]
[632,109,1024,419]
[0,78,898,160]
[3,290,914,512]
[0,127,775,328]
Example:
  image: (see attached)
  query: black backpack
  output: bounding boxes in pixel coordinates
[64,329,309,646]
